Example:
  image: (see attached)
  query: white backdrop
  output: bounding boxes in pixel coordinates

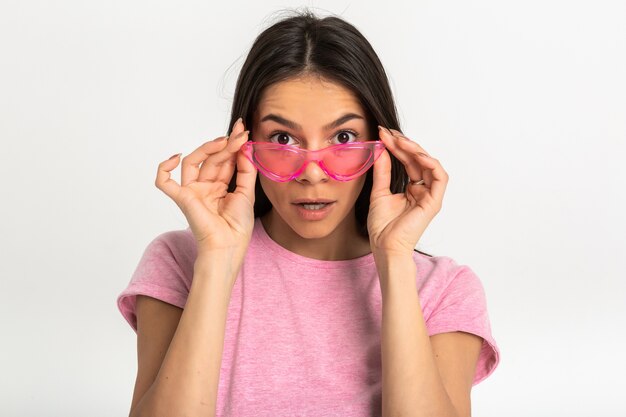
[1,1,624,416]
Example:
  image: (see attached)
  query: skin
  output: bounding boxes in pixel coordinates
[156,73,447,263]
[251,75,373,260]
[155,73,483,417]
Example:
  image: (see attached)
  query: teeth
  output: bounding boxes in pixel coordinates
[301,203,328,210]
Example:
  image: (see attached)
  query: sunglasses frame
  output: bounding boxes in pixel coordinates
[240,140,386,182]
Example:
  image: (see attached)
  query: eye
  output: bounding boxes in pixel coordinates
[267,129,361,146]
[268,131,297,145]
[332,130,360,145]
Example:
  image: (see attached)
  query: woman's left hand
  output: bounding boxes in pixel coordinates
[367,126,449,257]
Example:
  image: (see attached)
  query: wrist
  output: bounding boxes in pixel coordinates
[196,241,249,267]
[193,251,242,292]
[374,252,417,293]
[372,249,414,266]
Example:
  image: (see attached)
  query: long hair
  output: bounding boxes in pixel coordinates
[226,9,432,257]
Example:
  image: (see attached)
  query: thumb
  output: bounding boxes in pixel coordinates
[370,147,392,201]
[234,144,258,206]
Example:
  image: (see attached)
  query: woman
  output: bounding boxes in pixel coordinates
[118,9,500,417]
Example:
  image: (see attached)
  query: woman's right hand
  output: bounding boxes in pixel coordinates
[155,117,257,259]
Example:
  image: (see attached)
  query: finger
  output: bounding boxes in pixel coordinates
[198,118,246,182]
[389,129,435,172]
[180,138,229,186]
[389,128,432,157]
[421,161,434,187]
[371,146,392,200]
[215,131,251,184]
[155,153,183,202]
[230,117,245,137]
[382,127,449,204]
[395,137,432,181]
[408,151,449,206]
[377,127,411,170]
[232,143,258,206]
[198,129,249,183]
[378,127,425,185]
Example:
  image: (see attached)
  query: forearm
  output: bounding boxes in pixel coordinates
[376,254,458,417]
[131,256,235,417]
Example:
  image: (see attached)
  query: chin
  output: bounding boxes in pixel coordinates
[286,217,338,240]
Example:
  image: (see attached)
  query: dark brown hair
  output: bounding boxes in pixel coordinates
[226,8,432,257]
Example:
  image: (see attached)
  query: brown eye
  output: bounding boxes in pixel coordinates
[269,132,296,145]
[334,130,358,144]
[277,133,289,145]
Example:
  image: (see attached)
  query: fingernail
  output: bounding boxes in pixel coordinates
[233,130,249,140]
[169,153,182,160]
[236,117,243,127]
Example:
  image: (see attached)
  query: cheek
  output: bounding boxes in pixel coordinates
[258,175,366,207]
[340,178,367,203]
[352,176,367,195]
[259,176,284,203]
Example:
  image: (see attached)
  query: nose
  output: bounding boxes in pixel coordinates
[294,159,329,184]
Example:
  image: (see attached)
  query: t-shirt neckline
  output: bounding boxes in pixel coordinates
[253,217,376,269]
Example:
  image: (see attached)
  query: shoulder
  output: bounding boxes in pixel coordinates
[117,227,198,332]
[146,227,198,263]
[411,251,489,322]
[149,227,197,252]
[132,227,199,286]
[411,251,478,289]
[411,252,500,386]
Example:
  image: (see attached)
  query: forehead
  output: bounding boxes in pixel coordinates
[255,76,366,120]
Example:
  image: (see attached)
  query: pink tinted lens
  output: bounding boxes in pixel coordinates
[321,146,373,177]
[249,142,382,181]
[253,146,304,178]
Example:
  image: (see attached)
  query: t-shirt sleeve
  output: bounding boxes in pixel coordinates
[116,231,194,333]
[424,262,500,386]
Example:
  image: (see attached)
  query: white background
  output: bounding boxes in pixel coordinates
[1,1,624,416]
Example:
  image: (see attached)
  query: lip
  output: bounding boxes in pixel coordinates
[292,198,336,204]
[292,201,335,221]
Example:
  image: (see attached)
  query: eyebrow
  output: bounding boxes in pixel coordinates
[260,112,365,131]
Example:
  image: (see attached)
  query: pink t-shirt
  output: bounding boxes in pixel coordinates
[117,218,500,416]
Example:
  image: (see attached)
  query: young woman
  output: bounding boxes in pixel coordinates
[117,10,500,417]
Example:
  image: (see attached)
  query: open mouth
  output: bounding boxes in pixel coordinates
[296,203,332,210]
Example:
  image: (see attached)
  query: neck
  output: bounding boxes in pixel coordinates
[260,209,372,261]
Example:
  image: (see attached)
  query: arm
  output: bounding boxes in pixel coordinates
[370,127,483,416]
[130,253,235,417]
[376,254,482,417]
[130,115,255,416]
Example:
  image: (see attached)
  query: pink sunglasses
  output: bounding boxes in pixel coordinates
[240,141,386,182]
